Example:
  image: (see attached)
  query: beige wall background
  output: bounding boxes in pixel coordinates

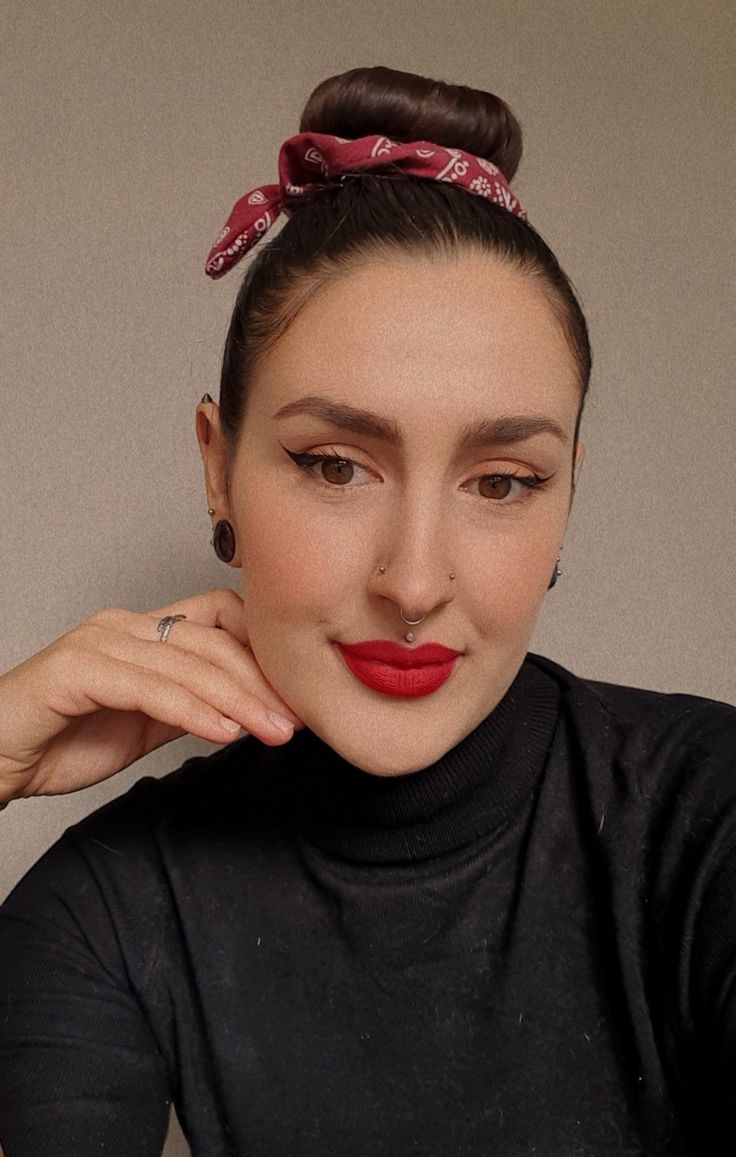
[1,0,733,1152]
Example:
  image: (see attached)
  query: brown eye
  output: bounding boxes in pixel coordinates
[321,458,354,485]
[478,475,513,500]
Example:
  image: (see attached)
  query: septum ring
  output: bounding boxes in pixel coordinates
[400,610,426,625]
[157,614,187,643]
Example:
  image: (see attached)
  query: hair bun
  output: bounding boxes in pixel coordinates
[299,65,522,182]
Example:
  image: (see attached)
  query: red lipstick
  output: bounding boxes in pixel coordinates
[335,639,462,698]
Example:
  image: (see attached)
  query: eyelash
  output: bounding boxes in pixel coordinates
[282,446,553,506]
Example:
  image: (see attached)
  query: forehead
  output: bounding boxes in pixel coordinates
[251,254,579,423]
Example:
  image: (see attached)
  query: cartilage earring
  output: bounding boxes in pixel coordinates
[548,557,562,590]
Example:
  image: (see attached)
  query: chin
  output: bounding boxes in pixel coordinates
[306,707,470,778]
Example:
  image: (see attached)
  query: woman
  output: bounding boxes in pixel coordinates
[1,65,734,1156]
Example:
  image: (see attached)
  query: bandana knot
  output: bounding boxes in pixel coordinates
[205,131,527,279]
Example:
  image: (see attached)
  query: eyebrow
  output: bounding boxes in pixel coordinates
[272,395,569,449]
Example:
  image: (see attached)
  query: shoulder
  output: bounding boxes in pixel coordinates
[3,735,271,907]
[61,732,277,854]
[527,650,736,744]
[526,651,736,812]
[0,735,278,985]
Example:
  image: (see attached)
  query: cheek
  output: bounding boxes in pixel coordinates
[238,494,344,614]
[475,568,545,632]
[462,532,562,643]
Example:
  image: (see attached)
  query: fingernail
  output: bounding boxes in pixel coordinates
[218,715,241,733]
[266,710,294,734]
[201,392,214,403]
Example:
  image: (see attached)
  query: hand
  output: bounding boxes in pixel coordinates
[0,588,305,803]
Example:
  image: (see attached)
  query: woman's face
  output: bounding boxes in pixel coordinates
[200,254,585,776]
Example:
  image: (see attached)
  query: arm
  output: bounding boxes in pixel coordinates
[649,699,736,1153]
[0,832,173,1156]
[684,841,736,1150]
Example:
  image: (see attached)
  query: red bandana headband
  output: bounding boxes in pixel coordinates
[204,131,527,279]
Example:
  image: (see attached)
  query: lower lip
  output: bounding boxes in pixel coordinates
[336,645,459,698]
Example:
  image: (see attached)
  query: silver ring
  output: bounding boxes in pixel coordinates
[157,614,187,643]
[400,610,425,625]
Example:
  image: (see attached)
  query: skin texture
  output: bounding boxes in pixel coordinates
[197,253,586,777]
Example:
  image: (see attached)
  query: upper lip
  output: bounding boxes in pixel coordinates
[337,639,462,667]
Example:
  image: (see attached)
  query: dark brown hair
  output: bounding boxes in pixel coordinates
[218,66,591,469]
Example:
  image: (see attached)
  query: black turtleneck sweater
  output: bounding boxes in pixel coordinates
[2,652,736,1157]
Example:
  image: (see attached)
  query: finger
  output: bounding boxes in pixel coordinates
[83,607,303,727]
[154,620,304,727]
[74,627,298,743]
[146,588,251,648]
[46,647,294,749]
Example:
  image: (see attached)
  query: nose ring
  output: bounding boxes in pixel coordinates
[400,610,426,625]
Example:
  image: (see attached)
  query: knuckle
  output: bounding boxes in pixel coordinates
[219,587,242,606]
[218,675,252,716]
[40,638,78,678]
[54,622,96,659]
[135,669,169,710]
[75,611,130,651]
[144,664,169,689]
[211,627,245,658]
[82,607,126,629]
[80,609,106,628]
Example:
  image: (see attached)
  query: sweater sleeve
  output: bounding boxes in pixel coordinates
[659,699,736,1153]
[0,825,173,1157]
[686,833,736,1149]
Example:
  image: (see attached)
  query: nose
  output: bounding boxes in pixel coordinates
[371,491,457,622]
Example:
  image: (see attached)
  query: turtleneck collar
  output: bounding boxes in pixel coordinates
[271,654,560,865]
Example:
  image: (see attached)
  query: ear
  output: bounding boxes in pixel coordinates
[195,397,241,567]
[573,440,586,484]
[567,440,586,515]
